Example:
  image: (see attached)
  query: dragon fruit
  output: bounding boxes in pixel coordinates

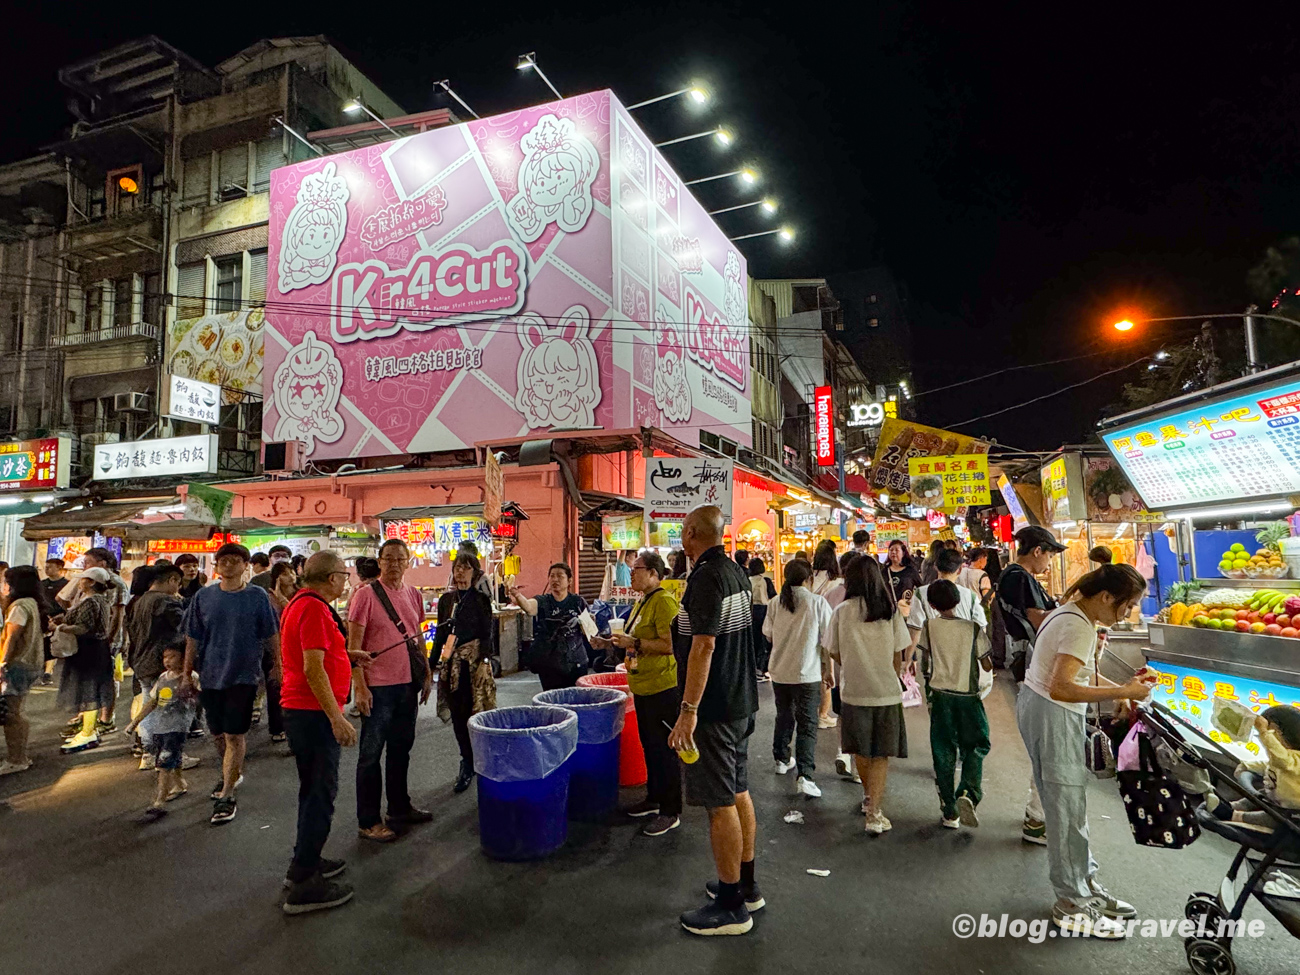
[1285,596,1300,617]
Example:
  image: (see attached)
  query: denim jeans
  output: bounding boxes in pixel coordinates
[772,681,820,777]
[283,709,340,883]
[356,682,418,828]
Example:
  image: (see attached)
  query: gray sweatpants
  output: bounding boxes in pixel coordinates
[1016,689,1097,906]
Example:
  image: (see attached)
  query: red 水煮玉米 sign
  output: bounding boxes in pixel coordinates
[814,386,834,466]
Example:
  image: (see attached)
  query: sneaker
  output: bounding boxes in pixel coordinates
[209,774,245,799]
[817,716,838,730]
[131,742,144,758]
[774,757,796,775]
[705,880,766,911]
[795,776,822,798]
[680,900,753,936]
[95,720,116,736]
[1051,900,1128,939]
[756,673,771,683]
[210,796,237,825]
[251,708,262,726]
[1022,816,1047,845]
[60,730,100,754]
[40,672,53,686]
[283,858,347,889]
[1087,879,1137,920]
[641,814,680,837]
[181,755,200,771]
[834,754,855,779]
[0,759,32,776]
[138,754,156,772]
[941,814,961,829]
[270,732,287,744]
[623,799,660,818]
[957,795,980,828]
[344,703,361,718]
[187,727,205,739]
[864,811,892,835]
[61,717,82,739]
[283,875,354,916]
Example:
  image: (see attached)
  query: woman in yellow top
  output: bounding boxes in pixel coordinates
[595,550,680,837]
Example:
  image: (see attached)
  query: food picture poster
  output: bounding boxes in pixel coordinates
[167,308,265,405]
[870,418,990,503]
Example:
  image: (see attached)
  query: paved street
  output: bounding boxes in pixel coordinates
[1,673,1294,975]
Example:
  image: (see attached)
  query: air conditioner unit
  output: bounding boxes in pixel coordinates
[82,431,121,446]
[262,440,306,473]
[219,184,248,202]
[113,392,151,413]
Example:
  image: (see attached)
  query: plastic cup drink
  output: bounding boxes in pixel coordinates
[609,618,625,635]
[663,720,699,763]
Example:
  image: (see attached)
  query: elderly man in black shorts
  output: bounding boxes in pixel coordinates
[669,504,761,936]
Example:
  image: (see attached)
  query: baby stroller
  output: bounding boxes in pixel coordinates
[1137,700,1300,975]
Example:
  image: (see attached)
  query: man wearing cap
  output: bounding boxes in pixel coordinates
[997,525,1064,846]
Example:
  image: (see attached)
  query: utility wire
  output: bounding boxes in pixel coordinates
[939,356,1152,429]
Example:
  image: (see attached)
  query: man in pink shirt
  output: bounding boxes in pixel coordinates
[347,539,433,842]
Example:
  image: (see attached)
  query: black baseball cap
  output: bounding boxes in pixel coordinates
[1015,525,1067,553]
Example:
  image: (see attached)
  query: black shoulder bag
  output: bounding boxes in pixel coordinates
[369,581,429,684]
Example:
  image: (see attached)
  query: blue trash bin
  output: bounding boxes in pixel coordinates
[532,686,627,821]
[469,706,578,861]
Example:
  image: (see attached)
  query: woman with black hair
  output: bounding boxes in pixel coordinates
[668,550,688,580]
[824,556,912,834]
[885,540,922,608]
[436,553,497,794]
[748,558,776,680]
[2,565,51,774]
[55,569,116,754]
[763,559,832,798]
[810,540,844,729]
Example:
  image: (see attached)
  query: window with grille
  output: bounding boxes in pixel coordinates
[113,278,134,327]
[214,255,243,312]
[253,137,283,193]
[249,249,268,305]
[218,144,249,195]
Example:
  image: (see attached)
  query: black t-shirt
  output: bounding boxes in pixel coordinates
[532,592,589,672]
[886,564,922,604]
[672,546,757,723]
[997,562,1056,643]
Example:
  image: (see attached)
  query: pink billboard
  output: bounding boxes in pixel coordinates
[265,90,751,461]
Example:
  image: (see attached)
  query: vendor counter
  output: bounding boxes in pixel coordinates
[495,606,526,675]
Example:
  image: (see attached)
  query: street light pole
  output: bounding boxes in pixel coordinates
[1244,304,1262,374]
[1115,310,1300,377]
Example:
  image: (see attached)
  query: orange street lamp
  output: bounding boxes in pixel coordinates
[1108,308,1300,375]
[1113,319,1135,332]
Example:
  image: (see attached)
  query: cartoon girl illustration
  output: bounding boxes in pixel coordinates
[277,162,350,293]
[505,114,601,243]
[653,305,692,423]
[272,331,345,453]
[722,250,747,329]
[514,304,603,429]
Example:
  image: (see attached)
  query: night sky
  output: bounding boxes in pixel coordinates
[6,2,1298,450]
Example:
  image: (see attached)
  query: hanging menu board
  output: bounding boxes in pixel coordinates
[1101,375,1300,510]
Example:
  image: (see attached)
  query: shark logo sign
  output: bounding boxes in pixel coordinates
[644,456,734,522]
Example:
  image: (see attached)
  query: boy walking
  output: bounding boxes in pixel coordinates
[125,648,196,822]
[915,580,993,830]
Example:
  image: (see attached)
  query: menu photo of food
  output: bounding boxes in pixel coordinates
[167,308,264,404]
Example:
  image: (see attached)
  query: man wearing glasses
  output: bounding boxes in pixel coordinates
[347,538,433,842]
[183,542,281,826]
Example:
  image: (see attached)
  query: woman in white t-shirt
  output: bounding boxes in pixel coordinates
[824,556,912,835]
[763,559,832,798]
[810,540,844,730]
[2,566,49,775]
[1016,563,1156,939]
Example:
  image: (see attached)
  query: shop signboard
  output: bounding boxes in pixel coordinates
[907,520,932,545]
[483,450,504,527]
[792,510,823,532]
[644,456,733,522]
[1101,373,1300,511]
[873,520,908,545]
[0,437,69,492]
[814,385,834,465]
[92,435,219,480]
[1151,661,1300,763]
[601,512,644,550]
[148,533,239,555]
[166,374,221,426]
[265,91,751,463]
[997,474,1029,531]
[1040,452,1087,524]
[382,516,494,550]
[907,454,991,510]
[184,482,235,527]
[870,418,990,503]
[648,520,683,548]
[1082,456,1158,523]
[166,309,264,404]
[847,401,886,428]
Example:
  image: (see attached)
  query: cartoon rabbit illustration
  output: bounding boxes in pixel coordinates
[514,304,602,429]
[505,114,601,243]
[272,331,345,453]
[653,305,692,423]
[278,162,350,293]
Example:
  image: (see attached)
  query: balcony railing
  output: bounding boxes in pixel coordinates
[53,322,159,348]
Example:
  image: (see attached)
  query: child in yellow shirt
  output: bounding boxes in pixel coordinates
[1208,704,1300,829]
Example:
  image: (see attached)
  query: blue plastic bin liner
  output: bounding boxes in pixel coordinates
[531,687,626,744]
[469,705,577,783]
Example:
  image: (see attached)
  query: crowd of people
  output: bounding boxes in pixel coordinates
[4,512,1299,939]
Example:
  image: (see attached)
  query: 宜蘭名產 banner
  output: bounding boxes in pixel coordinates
[870,418,990,504]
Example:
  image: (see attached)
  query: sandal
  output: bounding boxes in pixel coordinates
[164,788,188,803]
[358,823,398,843]
[138,806,168,823]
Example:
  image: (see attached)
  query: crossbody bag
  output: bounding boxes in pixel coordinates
[369,581,429,684]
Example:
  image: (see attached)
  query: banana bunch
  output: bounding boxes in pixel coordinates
[1247,590,1288,613]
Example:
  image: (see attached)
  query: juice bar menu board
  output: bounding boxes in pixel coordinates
[1102,377,1300,509]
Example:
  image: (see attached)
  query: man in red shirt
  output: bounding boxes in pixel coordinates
[279,551,361,915]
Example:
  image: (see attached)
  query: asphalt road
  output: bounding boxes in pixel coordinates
[1,672,1295,975]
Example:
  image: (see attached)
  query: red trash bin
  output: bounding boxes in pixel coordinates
[577,672,647,788]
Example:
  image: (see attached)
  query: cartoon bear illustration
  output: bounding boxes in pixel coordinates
[514,304,602,429]
[653,305,692,423]
[278,162,350,293]
[505,114,601,243]
[272,331,345,453]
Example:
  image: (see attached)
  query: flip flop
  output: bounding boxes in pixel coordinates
[138,807,168,823]
[164,788,188,803]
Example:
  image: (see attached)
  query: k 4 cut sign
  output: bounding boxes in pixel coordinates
[645,456,734,522]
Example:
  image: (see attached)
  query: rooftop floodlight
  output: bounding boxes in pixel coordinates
[516,52,562,99]
[434,79,479,119]
[340,97,399,137]
[626,83,712,110]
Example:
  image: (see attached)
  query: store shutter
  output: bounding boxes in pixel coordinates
[176,262,206,321]
[578,535,608,603]
[248,249,268,305]
[181,154,211,206]
[253,136,283,193]
[218,144,249,193]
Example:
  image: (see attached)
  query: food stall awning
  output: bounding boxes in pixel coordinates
[374,501,529,523]
[578,493,641,521]
[101,516,277,540]
[21,496,165,540]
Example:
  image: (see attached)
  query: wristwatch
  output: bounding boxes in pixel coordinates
[680,701,698,714]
